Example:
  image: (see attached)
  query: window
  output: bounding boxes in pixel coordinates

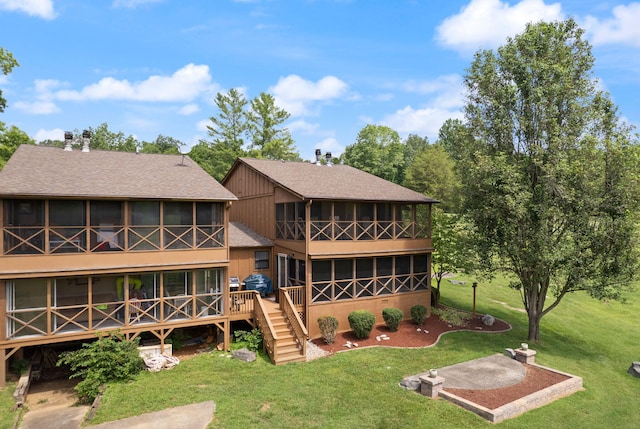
[255,251,270,270]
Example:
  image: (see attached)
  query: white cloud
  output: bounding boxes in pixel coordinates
[436,0,563,55]
[0,0,56,19]
[55,64,217,103]
[382,106,464,140]
[34,128,64,142]
[288,119,320,135]
[313,137,344,158]
[13,100,59,114]
[196,119,211,132]
[582,3,640,48]
[178,103,200,115]
[270,75,348,116]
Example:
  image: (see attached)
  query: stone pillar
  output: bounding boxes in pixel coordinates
[515,347,537,364]
[419,375,445,398]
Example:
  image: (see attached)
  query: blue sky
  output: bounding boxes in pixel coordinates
[1,0,639,161]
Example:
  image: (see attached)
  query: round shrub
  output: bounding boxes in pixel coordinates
[317,315,339,344]
[410,304,428,326]
[348,310,376,339]
[382,307,403,332]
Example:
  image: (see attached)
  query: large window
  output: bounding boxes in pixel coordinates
[255,250,270,270]
[275,202,306,240]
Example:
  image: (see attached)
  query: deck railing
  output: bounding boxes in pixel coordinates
[280,289,307,357]
[253,294,278,363]
[309,219,426,241]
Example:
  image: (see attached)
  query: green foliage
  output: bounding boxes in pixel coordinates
[139,134,183,154]
[85,123,139,152]
[347,310,376,339]
[410,305,428,326]
[57,332,144,403]
[432,307,469,327]
[0,121,35,170]
[461,18,639,341]
[10,358,28,376]
[166,329,189,350]
[234,328,263,352]
[0,46,19,113]
[381,307,403,332]
[247,92,300,161]
[317,315,339,344]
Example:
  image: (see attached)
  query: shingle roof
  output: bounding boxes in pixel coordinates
[229,222,273,248]
[0,144,237,201]
[227,158,437,203]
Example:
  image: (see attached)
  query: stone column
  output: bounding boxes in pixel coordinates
[515,347,537,364]
[419,375,445,398]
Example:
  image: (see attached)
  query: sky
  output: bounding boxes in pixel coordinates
[1,0,639,161]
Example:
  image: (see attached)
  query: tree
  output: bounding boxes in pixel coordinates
[403,143,461,212]
[342,124,405,184]
[247,92,300,161]
[437,118,476,164]
[140,134,183,154]
[461,19,639,342]
[0,47,19,113]
[86,123,139,152]
[403,134,429,171]
[0,122,35,169]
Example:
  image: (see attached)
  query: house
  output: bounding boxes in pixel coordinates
[0,144,237,387]
[221,156,437,360]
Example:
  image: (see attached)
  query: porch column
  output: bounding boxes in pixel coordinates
[0,348,6,389]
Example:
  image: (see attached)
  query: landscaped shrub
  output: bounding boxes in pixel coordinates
[234,328,263,352]
[348,310,376,339]
[432,307,470,327]
[317,315,339,344]
[382,307,403,332]
[410,304,428,326]
[57,332,144,403]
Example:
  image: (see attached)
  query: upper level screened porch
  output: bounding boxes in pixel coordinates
[2,199,226,255]
[276,201,432,241]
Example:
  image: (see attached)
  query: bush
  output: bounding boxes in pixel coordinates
[432,307,470,327]
[410,305,428,325]
[348,310,376,339]
[234,328,263,352]
[57,332,144,403]
[317,315,339,344]
[382,307,403,332]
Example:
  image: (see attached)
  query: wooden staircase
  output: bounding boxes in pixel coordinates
[265,302,306,364]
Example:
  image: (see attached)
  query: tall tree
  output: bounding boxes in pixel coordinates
[461,19,639,342]
[0,122,34,170]
[247,92,300,161]
[403,144,461,212]
[0,47,19,113]
[87,123,139,152]
[342,124,405,184]
[403,133,429,171]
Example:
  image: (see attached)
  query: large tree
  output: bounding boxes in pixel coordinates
[461,19,639,342]
[247,92,300,161]
[87,123,139,152]
[342,124,405,184]
[0,47,19,113]
[140,134,183,154]
[0,122,34,169]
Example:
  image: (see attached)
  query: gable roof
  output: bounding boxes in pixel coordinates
[224,158,438,203]
[229,222,273,248]
[0,144,237,201]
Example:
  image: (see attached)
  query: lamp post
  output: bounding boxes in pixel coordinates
[472,282,478,317]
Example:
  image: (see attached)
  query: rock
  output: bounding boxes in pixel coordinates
[504,348,516,359]
[628,362,640,378]
[231,348,256,362]
[482,314,495,326]
[399,375,422,391]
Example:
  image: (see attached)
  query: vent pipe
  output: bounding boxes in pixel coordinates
[81,130,91,152]
[315,148,322,165]
[325,152,332,167]
[63,132,73,151]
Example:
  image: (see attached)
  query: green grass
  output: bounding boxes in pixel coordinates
[2,274,639,428]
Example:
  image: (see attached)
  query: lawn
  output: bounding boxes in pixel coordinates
[1,274,638,428]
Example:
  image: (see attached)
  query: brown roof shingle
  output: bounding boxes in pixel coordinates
[227,158,437,203]
[0,145,237,201]
[229,222,273,248]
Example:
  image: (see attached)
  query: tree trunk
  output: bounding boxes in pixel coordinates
[527,313,541,343]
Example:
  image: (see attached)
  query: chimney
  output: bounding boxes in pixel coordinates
[64,131,73,151]
[315,149,322,165]
[325,152,332,167]
[81,129,91,152]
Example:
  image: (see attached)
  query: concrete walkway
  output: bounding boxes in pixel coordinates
[20,401,215,429]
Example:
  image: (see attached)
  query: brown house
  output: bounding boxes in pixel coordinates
[222,157,437,350]
[0,144,238,387]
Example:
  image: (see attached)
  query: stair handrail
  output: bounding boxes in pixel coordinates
[253,294,279,362]
[281,289,308,358]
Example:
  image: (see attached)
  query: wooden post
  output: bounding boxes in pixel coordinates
[472,282,478,317]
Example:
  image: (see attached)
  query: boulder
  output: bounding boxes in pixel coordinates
[504,348,516,359]
[232,348,257,362]
[399,375,421,391]
[482,314,495,326]
[628,362,640,378]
